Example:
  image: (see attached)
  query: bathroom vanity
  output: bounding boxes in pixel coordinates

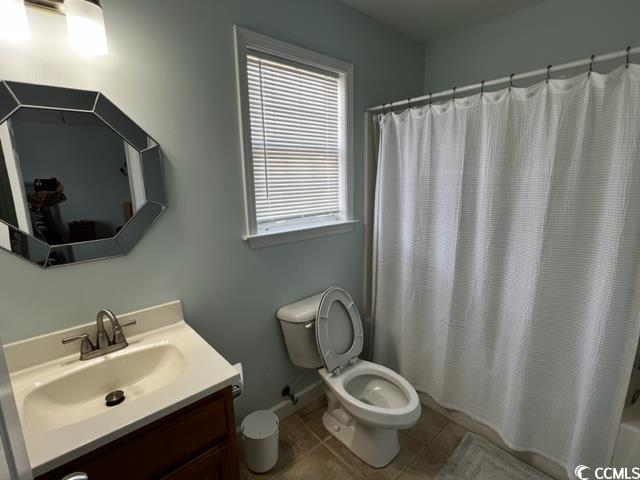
[35,387,238,480]
[5,301,241,479]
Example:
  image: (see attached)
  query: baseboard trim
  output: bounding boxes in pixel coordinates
[271,380,324,421]
[235,380,325,437]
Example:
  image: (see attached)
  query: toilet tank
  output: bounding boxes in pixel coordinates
[277,293,324,369]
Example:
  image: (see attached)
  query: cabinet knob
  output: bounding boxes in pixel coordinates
[61,473,88,480]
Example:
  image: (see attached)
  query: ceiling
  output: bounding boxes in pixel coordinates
[337,0,547,43]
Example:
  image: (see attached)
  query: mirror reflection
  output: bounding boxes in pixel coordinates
[0,108,145,246]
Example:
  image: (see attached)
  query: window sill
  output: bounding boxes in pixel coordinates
[243,220,358,248]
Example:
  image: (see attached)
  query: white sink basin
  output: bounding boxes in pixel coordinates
[5,301,240,476]
[22,344,188,432]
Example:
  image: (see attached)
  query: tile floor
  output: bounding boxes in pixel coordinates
[239,398,470,480]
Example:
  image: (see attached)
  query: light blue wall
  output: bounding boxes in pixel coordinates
[0,0,425,418]
[425,0,640,92]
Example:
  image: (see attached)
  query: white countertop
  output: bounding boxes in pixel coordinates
[5,301,240,477]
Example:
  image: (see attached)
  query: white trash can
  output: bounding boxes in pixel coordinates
[241,410,279,473]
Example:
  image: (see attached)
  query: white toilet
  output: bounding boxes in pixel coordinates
[277,286,421,468]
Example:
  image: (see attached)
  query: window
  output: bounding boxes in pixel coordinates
[235,27,354,248]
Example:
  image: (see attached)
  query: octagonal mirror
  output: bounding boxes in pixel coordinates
[0,81,166,268]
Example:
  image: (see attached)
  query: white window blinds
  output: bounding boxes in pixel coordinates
[247,51,343,230]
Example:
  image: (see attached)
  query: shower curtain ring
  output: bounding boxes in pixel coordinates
[546,65,552,84]
[480,80,485,97]
[429,93,433,106]
[452,87,457,100]
[588,54,595,77]
[509,73,515,91]
[626,46,631,68]
[407,97,412,110]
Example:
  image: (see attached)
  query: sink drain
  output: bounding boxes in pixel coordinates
[105,390,125,407]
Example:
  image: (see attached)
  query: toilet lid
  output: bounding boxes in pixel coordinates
[315,287,363,374]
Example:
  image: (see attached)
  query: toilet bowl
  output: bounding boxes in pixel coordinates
[277,287,421,468]
[320,359,420,466]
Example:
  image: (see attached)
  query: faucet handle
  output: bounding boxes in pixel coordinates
[62,334,95,356]
[113,319,136,345]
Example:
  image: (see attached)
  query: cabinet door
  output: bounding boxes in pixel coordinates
[163,445,230,480]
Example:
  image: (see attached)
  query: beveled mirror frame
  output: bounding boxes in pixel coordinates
[0,81,167,268]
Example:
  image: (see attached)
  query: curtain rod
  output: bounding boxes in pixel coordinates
[367,46,640,113]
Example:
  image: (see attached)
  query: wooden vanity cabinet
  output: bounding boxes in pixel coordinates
[37,386,239,480]
[162,443,232,480]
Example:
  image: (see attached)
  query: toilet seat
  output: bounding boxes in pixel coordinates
[315,287,364,374]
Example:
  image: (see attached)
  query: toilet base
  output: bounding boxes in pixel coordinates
[322,407,400,468]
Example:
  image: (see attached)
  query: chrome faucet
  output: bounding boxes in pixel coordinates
[62,309,136,361]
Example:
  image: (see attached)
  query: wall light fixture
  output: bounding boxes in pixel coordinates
[0,0,31,42]
[0,0,108,55]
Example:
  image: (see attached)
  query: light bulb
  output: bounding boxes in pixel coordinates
[65,0,108,56]
[0,0,30,42]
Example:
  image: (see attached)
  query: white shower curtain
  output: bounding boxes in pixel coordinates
[373,64,640,476]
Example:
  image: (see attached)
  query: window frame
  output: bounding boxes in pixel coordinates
[234,26,355,248]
